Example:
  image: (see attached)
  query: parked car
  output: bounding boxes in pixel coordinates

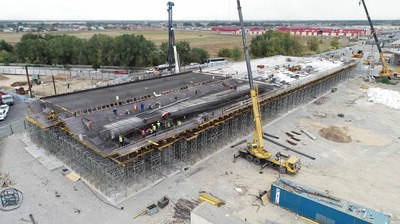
[0,104,10,120]
[1,94,14,106]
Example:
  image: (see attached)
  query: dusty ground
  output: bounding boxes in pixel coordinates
[1,76,399,224]
[0,74,106,97]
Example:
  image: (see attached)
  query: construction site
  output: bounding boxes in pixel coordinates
[1,1,400,224]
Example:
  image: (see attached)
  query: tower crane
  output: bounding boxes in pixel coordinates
[235,0,301,174]
[359,0,396,78]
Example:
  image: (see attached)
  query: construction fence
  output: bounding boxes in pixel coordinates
[0,120,28,139]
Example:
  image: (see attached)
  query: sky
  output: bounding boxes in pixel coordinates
[1,0,399,21]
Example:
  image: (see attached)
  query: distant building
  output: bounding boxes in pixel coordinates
[211,26,264,35]
[277,27,368,37]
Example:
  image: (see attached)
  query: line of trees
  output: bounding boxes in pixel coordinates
[250,30,305,57]
[0,33,209,67]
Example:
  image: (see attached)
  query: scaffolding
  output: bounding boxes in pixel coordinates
[26,63,357,203]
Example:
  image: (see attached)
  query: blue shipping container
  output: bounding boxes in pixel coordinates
[270,178,390,224]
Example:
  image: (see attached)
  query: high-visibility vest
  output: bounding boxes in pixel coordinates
[118,135,123,142]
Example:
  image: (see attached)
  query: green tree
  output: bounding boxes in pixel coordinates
[87,34,115,66]
[250,30,304,57]
[0,50,17,64]
[330,38,339,49]
[190,48,209,64]
[113,34,157,67]
[0,40,14,52]
[307,37,320,52]
[47,35,82,65]
[231,47,242,61]
[15,33,49,64]
[218,48,232,58]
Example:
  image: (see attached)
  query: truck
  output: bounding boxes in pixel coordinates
[234,0,301,174]
[0,94,14,106]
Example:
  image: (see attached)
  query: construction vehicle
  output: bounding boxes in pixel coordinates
[351,50,364,58]
[359,0,397,78]
[234,0,301,174]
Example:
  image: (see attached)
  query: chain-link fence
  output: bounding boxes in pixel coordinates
[0,120,27,139]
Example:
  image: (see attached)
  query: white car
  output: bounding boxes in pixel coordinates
[0,104,9,121]
[146,69,154,74]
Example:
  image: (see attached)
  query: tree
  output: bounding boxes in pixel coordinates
[15,34,50,64]
[0,40,14,52]
[175,41,192,66]
[330,38,339,49]
[250,30,305,57]
[190,48,209,64]
[0,50,17,64]
[231,47,242,61]
[218,48,232,58]
[307,37,320,52]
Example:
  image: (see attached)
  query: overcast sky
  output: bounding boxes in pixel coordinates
[1,0,399,21]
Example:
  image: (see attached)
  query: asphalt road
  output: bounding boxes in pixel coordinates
[0,101,29,127]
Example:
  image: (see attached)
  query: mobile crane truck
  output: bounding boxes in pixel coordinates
[234,0,301,174]
[359,0,397,78]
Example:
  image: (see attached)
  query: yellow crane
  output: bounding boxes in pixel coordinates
[235,0,301,174]
[359,0,397,78]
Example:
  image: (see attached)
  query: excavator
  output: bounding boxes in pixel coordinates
[234,0,301,174]
[359,0,397,78]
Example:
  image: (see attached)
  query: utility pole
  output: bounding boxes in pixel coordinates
[25,66,33,98]
[51,75,57,95]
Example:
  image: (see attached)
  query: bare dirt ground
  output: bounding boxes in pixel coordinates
[0,74,106,97]
[1,76,399,224]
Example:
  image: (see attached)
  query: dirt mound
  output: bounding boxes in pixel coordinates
[0,75,9,81]
[10,81,28,87]
[53,73,69,79]
[319,126,352,143]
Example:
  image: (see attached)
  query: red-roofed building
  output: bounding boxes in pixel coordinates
[211,26,265,35]
[277,27,368,37]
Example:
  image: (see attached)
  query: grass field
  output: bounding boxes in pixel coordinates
[0,29,246,57]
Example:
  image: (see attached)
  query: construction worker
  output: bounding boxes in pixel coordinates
[140,102,145,112]
[156,102,161,108]
[156,121,161,129]
[177,120,182,126]
[112,107,118,116]
[146,127,152,135]
[148,103,153,110]
[141,129,146,138]
[133,103,138,112]
[167,121,171,128]
[152,124,157,132]
[118,135,124,147]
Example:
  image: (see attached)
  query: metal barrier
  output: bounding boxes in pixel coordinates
[0,120,27,139]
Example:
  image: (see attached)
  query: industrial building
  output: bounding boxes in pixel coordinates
[25,55,358,203]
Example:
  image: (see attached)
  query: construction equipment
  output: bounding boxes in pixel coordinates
[235,0,301,174]
[197,191,224,207]
[167,1,180,73]
[359,0,397,78]
[351,50,364,58]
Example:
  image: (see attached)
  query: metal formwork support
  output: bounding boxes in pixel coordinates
[25,64,358,203]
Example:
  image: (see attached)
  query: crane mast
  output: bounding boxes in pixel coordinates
[359,0,390,76]
[236,0,265,153]
[167,2,175,72]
